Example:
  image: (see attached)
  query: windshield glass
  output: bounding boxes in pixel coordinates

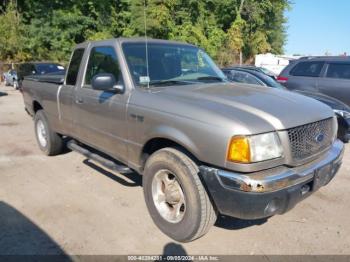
[122,42,226,87]
[9,70,16,76]
[257,72,285,89]
[259,67,276,76]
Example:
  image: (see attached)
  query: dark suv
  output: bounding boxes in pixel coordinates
[278,57,350,106]
[16,62,65,81]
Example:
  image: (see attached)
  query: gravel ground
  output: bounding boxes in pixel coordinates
[0,84,349,256]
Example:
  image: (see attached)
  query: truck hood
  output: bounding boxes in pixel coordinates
[150,82,334,134]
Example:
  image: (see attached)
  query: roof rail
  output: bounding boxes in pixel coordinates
[299,56,350,60]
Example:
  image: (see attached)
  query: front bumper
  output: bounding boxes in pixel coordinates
[200,140,344,220]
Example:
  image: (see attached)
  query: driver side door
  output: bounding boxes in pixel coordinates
[74,45,129,163]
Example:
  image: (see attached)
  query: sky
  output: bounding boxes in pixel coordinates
[285,0,350,56]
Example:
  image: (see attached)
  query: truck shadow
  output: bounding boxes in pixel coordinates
[215,215,268,230]
[83,159,142,187]
[162,242,188,256]
[155,242,189,261]
[0,201,69,258]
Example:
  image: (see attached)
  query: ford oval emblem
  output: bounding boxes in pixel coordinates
[315,133,325,143]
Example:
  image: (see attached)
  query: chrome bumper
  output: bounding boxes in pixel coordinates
[201,139,344,193]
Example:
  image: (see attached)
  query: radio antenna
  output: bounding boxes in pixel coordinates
[143,0,150,89]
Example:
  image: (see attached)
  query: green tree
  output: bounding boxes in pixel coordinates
[0,2,27,61]
[1,0,291,64]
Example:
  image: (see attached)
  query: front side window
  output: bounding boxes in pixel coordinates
[85,46,122,85]
[326,63,350,79]
[122,42,226,87]
[66,48,85,85]
[290,61,324,77]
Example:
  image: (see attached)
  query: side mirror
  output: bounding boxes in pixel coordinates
[91,73,123,93]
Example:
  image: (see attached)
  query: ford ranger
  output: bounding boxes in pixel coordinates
[21,38,344,242]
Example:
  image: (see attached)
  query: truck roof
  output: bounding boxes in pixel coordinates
[75,37,195,49]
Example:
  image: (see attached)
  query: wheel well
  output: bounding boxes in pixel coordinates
[141,138,199,168]
[33,101,43,113]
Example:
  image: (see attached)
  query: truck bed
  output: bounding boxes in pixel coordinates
[21,74,63,130]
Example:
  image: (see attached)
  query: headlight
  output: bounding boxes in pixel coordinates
[334,109,350,119]
[227,132,283,163]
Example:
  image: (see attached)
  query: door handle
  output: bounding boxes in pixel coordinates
[75,98,84,104]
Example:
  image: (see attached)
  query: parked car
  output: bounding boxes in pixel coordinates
[3,69,19,89]
[225,65,277,79]
[21,71,66,87]
[21,38,344,242]
[17,62,65,81]
[278,56,350,107]
[223,67,350,142]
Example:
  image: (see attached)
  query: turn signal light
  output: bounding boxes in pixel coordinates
[227,136,251,163]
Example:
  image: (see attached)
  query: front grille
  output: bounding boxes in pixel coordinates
[288,118,334,161]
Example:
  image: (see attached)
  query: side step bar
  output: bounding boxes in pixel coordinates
[67,140,132,174]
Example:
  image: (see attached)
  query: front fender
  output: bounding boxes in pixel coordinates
[143,124,201,159]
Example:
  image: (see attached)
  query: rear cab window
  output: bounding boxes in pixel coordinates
[290,61,325,77]
[66,48,85,86]
[326,63,350,79]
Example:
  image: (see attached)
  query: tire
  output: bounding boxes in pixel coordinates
[143,147,217,242]
[337,123,349,143]
[13,81,19,90]
[34,110,63,156]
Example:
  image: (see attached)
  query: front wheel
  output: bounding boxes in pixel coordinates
[143,148,217,242]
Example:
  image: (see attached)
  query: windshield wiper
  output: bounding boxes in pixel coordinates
[196,76,225,82]
[146,80,194,87]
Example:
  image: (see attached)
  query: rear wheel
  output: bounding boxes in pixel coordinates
[34,110,63,156]
[143,148,217,242]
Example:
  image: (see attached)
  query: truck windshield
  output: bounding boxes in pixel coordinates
[122,42,226,87]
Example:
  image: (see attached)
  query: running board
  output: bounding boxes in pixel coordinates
[67,140,132,174]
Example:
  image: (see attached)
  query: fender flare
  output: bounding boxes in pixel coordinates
[142,125,201,160]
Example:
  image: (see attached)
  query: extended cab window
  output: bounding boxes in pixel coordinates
[326,63,350,79]
[66,48,85,85]
[290,61,324,77]
[85,46,122,85]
